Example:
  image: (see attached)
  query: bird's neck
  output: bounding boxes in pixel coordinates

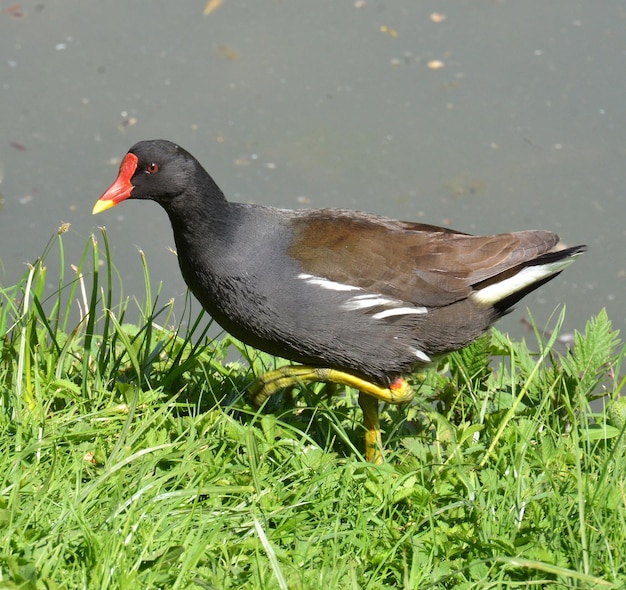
[165,185,244,281]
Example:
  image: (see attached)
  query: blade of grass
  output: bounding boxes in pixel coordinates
[81,235,100,396]
[98,227,115,372]
[253,517,288,590]
[16,262,41,414]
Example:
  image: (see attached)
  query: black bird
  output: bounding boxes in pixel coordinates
[93,139,585,462]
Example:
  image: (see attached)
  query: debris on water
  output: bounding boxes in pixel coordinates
[445,175,486,198]
[204,0,223,16]
[10,141,26,151]
[380,25,398,38]
[122,118,136,128]
[2,3,25,18]
[217,44,240,60]
[427,59,445,70]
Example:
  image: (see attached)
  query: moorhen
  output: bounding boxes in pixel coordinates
[93,139,585,463]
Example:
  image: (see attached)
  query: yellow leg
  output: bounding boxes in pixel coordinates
[249,365,414,462]
[358,392,383,464]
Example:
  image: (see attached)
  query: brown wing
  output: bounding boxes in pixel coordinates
[287,209,560,307]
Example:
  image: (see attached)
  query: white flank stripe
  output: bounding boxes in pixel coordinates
[371,306,428,320]
[297,273,360,292]
[410,348,432,363]
[351,293,388,300]
[342,294,397,311]
[472,258,577,306]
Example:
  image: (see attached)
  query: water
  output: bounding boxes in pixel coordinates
[1,1,623,345]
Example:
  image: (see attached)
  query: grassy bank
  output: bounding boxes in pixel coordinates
[1,228,625,589]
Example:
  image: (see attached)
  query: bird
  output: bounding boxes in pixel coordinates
[93,139,586,463]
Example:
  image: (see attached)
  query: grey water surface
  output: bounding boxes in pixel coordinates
[1,1,624,346]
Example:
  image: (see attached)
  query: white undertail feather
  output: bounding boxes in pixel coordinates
[471,255,579,306]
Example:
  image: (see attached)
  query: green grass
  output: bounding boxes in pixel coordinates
[1,227,625,589]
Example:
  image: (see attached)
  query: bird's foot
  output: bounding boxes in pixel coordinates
[249,365,414,463]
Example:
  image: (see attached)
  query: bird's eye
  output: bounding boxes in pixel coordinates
[146,163,159,174]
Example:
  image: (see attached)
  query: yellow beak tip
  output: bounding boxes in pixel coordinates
[92,199,115,215]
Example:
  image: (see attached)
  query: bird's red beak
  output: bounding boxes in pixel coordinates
[92,152,139,214]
